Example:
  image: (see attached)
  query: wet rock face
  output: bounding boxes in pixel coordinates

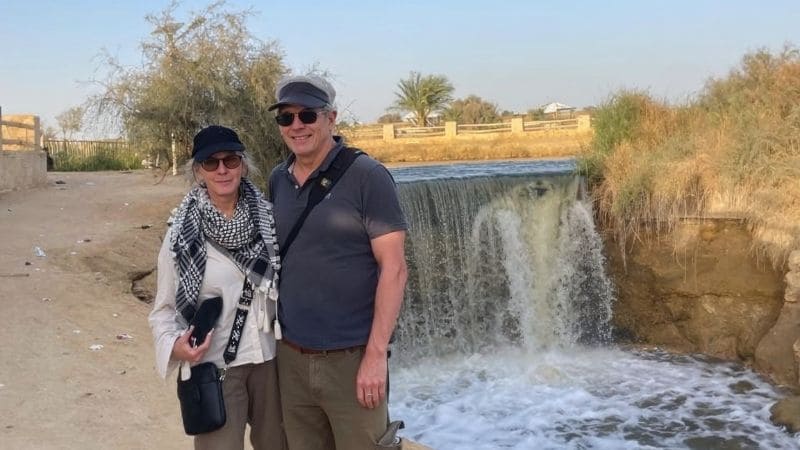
[753,250,800,387]
[770,396,800,433]
[604,220,791,385]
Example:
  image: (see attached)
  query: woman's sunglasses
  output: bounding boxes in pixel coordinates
[275,110,322,127]
[200,154,242,172]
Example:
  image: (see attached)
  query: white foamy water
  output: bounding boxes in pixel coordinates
[391,163,798,449]
[391,347,799,449]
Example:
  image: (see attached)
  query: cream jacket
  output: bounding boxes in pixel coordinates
[148,236,277,379]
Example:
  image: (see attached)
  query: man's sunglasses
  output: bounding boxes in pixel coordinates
[275,110,322,127]
[200,154,242,172]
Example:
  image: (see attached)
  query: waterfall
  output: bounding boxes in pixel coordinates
[394,173,614,359]
[386,164,793,449]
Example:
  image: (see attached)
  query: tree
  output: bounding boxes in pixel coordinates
[443,95,499,124]
[56,106,84,139]
[527,107,546,121]
[90,1,287,180]
[377,113,402,124]
[392,72,454,126]
[42,124,60,141]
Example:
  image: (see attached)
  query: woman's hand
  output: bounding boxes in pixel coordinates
[171,325,213,363]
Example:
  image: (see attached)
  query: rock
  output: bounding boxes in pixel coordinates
[770,396,800,433]
[785,271,800,303]
[755,302,800,386]
[788,251,800,273]
[677,294,776,360]
[795,338,800,385]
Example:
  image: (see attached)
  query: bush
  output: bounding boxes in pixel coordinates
[51,144,143,171]
[580,45,800,267]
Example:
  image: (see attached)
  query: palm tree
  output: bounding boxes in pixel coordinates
[393,72,454,126]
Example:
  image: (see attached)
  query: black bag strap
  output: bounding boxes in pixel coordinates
[206,239,255,366]
[222,277,253,365]
[280,147,364,260]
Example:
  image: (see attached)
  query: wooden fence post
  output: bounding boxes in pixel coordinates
[33,116,42,151]
[511,117,524,134]
[382,124,396,141]
[0,106,3,152]
[445,121,457,139]
[171,133,178,176]
[577,115,591,132]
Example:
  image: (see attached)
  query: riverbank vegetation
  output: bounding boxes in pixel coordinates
[581,46,800,267]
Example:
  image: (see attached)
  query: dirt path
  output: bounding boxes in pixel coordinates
[0,171,195,449]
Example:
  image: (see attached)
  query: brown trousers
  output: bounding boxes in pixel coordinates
[277,341,391,449]
[194,360,286,450]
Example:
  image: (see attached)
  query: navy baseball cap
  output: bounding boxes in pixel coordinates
[191,125,245,162]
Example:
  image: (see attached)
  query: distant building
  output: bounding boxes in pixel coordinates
[542,102,576,119]
[402,111,442,126]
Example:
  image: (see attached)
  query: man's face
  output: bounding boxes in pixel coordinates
[276,105,337,159]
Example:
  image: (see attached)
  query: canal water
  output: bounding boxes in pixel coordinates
[387,160,798,449]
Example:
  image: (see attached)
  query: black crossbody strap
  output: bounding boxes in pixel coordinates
[223,277,253,364]
[206,239,255,365]
[279,147,364,260]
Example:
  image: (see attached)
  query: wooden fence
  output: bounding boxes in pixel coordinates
[0,107,42,151]
[45,139,134,158]
[44,139,142,170]
[343,116,590,141]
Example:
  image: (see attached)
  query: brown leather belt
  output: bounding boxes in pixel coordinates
[281,339,364,355]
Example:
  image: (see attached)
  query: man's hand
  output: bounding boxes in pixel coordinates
[356,347,387,409]
[171,325,213,363]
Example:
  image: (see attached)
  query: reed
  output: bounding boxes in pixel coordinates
[53,145,142,171]
[581,46,800,267]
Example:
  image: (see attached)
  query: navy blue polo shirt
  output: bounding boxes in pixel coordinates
[268,138,407,350]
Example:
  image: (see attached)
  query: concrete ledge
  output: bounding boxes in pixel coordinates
[0,150,47,193]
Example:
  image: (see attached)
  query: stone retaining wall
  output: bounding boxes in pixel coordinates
[0,114,46,193]
[605,220,793,386]
[0,150,47,193]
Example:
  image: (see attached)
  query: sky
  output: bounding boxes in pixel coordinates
[2,0,800,136]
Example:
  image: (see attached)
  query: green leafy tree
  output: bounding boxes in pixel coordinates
[392,72,454,126]
[443,95,500,124]
[56,106,84,139]
[90,1,287,179]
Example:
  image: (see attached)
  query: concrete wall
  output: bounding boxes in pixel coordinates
[0,150,47,193]
[0,114,46,193]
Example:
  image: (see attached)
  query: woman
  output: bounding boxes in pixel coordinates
[149,125,285,450]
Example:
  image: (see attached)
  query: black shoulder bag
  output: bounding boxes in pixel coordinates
[176,246,258,436]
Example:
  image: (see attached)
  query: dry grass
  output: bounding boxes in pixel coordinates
[348,132,590,163]
[582,46,800,268]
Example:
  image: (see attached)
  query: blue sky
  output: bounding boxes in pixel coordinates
[2,0,799,134]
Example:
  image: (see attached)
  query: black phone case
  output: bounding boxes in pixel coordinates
[189,297,222,346]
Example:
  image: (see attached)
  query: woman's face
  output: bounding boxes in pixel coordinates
[196,151,244,200]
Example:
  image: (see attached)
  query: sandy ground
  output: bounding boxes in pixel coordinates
[0,171,195,449]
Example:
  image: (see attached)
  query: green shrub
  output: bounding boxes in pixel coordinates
[52,145,142,171]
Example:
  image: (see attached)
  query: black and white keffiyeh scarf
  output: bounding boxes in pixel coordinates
[169,178,280,322]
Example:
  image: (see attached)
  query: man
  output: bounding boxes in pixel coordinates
[267,74,408,449]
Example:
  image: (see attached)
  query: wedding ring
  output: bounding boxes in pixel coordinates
[366,394,373,397]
